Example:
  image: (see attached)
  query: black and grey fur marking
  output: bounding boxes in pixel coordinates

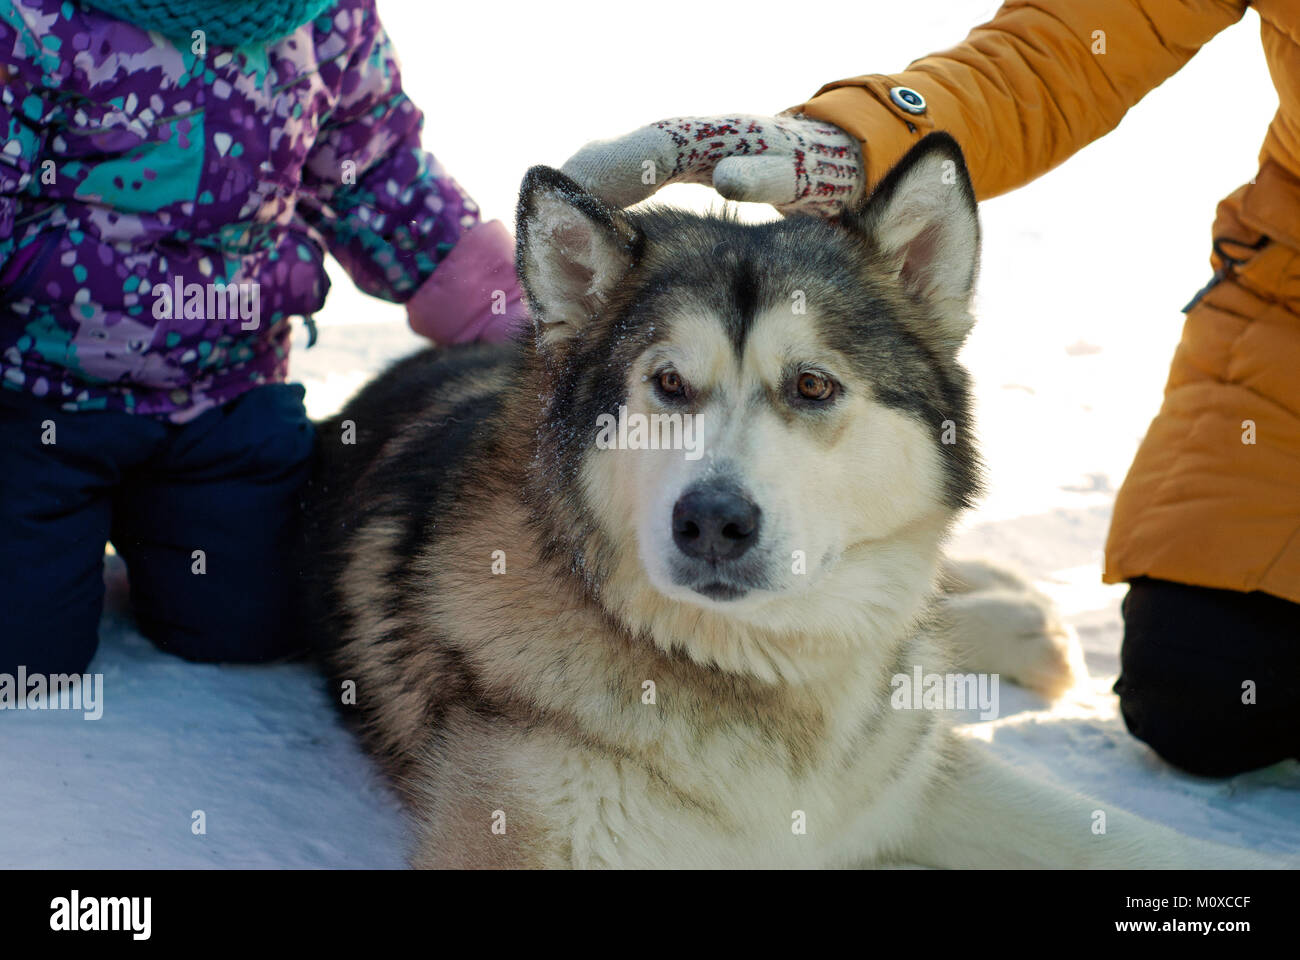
[516,138,982,518]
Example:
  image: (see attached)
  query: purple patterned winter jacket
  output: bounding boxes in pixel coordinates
[0,0,523,421]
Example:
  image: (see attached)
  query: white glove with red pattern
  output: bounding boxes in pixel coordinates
[560,113,864,216]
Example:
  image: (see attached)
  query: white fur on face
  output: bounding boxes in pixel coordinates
[584,306,951,629]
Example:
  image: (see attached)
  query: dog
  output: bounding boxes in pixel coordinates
[302,133,1271,869]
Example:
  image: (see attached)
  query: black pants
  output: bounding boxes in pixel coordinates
[0,383,315,675]
[1115,577,1300,777]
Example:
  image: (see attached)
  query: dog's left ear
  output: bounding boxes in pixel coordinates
[844,132,979,353]
[516,165,643,347]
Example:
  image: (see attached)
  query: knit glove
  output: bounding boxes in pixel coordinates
[560,113,864,216]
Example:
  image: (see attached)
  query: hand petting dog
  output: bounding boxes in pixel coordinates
[561,113,865,216]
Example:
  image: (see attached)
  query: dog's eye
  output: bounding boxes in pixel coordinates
[657,369,684,396]
[795,371,835,402]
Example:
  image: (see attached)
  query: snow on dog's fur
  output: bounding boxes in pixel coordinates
[302,135,1273,868]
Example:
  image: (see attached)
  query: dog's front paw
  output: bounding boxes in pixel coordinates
[943,585,1087,700]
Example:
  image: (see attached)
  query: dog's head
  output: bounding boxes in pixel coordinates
[515,133,982,676]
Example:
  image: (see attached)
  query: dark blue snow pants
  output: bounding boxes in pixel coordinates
[1115,577,1300,778]
[0,383,315,675]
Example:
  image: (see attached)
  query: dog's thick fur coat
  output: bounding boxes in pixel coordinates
[303,135,1271,869]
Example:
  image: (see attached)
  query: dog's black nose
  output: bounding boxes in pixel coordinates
[672,487,761,561]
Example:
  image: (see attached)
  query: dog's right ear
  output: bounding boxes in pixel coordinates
[842,132,979,356]
[515,165,643,346]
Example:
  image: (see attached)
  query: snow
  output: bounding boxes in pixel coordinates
[3,0,1297,867]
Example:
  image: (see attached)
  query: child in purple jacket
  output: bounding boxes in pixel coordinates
[0,0,525,671]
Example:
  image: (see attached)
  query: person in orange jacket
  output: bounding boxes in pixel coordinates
[561,0,1300,778]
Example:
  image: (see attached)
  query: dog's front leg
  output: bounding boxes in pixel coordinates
[894,736,1280,869]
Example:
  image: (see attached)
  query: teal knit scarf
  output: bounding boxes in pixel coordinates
[81,0,338,46]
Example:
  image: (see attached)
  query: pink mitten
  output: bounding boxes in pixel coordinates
[406,219,528,344]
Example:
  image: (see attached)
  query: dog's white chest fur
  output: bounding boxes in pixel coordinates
[504,659,949,869]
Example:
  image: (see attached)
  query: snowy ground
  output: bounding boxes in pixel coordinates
[3,0,1298,867]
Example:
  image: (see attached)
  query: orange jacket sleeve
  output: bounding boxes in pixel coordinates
[793,0,1248,200]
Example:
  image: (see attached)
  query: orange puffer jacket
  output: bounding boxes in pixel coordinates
[796,0,1300,603]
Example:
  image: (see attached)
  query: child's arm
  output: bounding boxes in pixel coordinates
[0,57,46,277]
[297,2,524,343]
[562,0,1248,210]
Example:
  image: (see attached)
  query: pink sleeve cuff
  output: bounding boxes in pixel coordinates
[406,219,530,344]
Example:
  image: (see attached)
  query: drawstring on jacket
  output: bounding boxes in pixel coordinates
[1183,234,1271,313]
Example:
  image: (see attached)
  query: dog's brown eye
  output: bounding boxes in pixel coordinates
[796,371,834,401]
[658,369,683,395]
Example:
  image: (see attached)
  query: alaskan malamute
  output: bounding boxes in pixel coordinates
[303,134,1269,869]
